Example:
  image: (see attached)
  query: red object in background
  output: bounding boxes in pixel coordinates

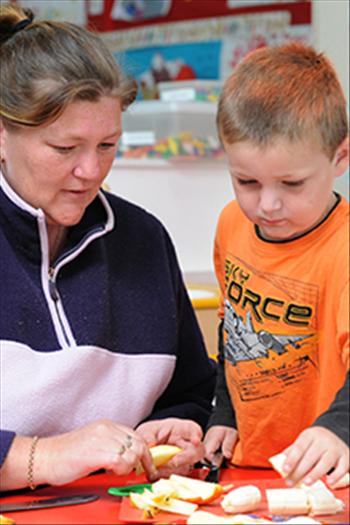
[87,0,311,33]
[175,64,196,81]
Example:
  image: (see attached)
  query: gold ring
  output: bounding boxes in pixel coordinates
[117,444,126,455]
[125,434,133,449]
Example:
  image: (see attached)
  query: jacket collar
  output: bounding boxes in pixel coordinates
[0,172,115,266]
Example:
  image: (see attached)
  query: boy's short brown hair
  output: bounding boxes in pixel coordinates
[217,42,348,159]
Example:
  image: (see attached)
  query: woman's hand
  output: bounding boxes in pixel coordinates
[204,425,238,465]
[281,426,349,487]
[136,418,204,476]
[37,419,157,486]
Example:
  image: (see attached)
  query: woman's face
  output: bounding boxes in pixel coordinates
[0,96,122,227]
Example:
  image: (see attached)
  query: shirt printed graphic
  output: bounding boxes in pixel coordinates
[223,255,317,402]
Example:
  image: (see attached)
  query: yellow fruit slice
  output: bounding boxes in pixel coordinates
[0,516,16,525]
[135,444,182,474]
[130,490,197,516]
[169,474,223,504]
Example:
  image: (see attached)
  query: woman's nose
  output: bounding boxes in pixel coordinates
[73,154,100,180]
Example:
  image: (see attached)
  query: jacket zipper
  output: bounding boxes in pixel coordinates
[48,266,71,347]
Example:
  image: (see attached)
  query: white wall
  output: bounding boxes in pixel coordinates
[312,0,349,98]
[106,159,232,277]
[107,0,349,278]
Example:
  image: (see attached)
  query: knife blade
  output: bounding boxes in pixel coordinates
[0,493,99,513]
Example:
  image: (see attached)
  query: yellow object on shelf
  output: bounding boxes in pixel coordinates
[186,284,220,310]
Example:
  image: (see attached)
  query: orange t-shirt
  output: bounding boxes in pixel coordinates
[214,197,349,467]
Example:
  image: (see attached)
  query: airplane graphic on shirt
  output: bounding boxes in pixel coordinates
[223,299,314,366]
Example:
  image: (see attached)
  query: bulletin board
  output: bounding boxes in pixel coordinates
[86,0,312,99]
[15,0,312,100]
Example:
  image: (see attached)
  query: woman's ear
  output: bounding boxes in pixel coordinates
[0,120,7,162]
[333,135,349,177]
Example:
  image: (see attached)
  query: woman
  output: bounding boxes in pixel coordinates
[0,4,216,490]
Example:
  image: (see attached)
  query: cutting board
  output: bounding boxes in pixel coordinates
[118,477,350,524]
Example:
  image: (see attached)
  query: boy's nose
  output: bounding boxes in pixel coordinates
[259,189,282,213]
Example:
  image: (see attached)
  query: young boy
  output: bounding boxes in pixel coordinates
[204,42,349,489]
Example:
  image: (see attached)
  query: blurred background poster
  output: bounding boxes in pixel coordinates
[14,0,312,99]
[15,0,87,25]
[89,0,312,99]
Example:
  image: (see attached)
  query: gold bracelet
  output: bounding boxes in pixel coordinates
[27,435,39,490]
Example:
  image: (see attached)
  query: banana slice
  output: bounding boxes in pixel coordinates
[269,451,288,478]
[283,518,322,524]
[0,516,16,525]
[327,472,350,490]
[302,480,344,516]
[187,510,234,524]
[266,488,309,515]
[187,512,272,524]
[135,444,182,474]
[221,485,261,513]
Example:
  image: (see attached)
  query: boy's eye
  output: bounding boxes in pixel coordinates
[236,178,257,185]
[283,180,304,187]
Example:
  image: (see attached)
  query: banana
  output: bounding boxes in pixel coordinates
[302,480,344,516]
[267,480,344,517]
[0,517,16,525]
[328,471,350,490]
[187,511,273,524]
[269,451,288,478]
[135,444,182,474]
[187,511,234,524]
[283,518,322,524]
[221,484,261,513]
[266,488,309,515]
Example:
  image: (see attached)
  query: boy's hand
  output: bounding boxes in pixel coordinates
[136,418,204,476]
[282,426,349,487]
[204,425,238,465]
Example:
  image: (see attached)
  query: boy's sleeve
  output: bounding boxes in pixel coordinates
[312,371,349,446]
[0,430,16,467]
[207,321,237,429]
[312,259,349,445]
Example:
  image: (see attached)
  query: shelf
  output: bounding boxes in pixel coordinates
[124,100,217,115]
[119,99,221,162]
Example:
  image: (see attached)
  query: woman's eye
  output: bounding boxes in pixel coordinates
[99,142,117,151]
[52,145,74,154]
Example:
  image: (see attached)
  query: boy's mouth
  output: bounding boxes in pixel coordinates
[259,218,286,227]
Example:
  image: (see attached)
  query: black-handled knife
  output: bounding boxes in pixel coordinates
[0,493,99,513]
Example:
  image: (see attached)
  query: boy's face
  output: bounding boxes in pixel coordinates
[224,137,349,241]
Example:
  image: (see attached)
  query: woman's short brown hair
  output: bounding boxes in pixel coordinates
[0,3,137,129]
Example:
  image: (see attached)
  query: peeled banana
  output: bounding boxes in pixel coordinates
[328,471,350,490]
[283,518,321,524]
[302,480,344,516]
[267,480,344,517]
[0,516,16,525]
[221,485,261,514]
[266,488,309,515]
[187,511,273,524]
[269,451,288,478]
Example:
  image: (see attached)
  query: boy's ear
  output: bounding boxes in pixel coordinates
[333,135,349,177]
